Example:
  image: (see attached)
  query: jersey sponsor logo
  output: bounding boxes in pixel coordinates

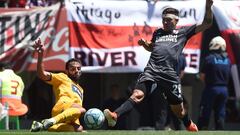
[72,85,83,100]
[155,35,178,43]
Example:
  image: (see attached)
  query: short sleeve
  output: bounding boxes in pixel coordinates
[46,73,66,85]
[151,28,161,43]
[183,24,197,39]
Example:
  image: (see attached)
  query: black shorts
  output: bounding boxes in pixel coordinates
[135,80,183,105]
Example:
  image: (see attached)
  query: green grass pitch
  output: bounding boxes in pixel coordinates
[0,130,240,135]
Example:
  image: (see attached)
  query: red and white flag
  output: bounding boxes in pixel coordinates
[213,1,240,99]
[66,0,206,73]
[0,3,67,72]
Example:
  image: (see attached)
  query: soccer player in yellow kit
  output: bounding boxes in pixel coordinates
[30,39,86,132]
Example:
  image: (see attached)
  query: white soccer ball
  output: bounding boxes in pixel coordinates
[84,108,105,129]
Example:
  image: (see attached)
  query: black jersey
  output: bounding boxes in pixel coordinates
[139,25,196,83]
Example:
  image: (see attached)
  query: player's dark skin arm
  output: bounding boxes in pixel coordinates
[33,39,51,81]
[195,0,213,33]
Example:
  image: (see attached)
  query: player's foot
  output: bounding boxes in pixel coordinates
[41,119,54,130]
[186,120,198,132]
[30,121,43,132]
[103,109,117,127]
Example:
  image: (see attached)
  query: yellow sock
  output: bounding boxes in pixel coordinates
[53,108,81,124]
[48,123,75,132]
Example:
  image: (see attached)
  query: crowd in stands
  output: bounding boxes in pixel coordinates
[0,0,61,8]
[0,0,237,8]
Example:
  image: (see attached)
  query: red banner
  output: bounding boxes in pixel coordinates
[0,4,68,72]
[66,0,204,73]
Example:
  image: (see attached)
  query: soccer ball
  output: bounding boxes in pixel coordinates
[84,108,105,129]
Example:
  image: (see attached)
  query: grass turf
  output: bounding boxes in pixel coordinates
[0,130,240,135]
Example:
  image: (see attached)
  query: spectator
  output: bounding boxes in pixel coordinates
[0,62,28,117]
[197,36,231,130]
[26,0,59,8]
[8,0,27,8]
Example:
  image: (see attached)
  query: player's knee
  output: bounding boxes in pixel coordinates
[71,103,86,114]
[80,107,86,114]
[71,103,81,108]
[130,90,144,103]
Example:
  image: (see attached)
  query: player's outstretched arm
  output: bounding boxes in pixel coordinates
[195,0,213,33]
[33,38,51,81]
[138,38,153,52]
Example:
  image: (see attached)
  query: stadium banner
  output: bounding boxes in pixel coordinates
[213,1,240,99]
[0,3,68,72]
[66,0,206,73]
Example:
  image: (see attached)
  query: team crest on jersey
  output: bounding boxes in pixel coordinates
[173,30,179,34]
[72,85,83,100]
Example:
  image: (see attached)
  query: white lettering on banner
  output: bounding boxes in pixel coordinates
[40,27,69,53]
[74,50,137,66]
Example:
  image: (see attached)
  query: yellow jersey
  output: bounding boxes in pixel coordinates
[46,73,84,106]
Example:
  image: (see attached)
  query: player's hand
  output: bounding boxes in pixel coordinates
[33,38,44,54]
[138,38,146,46]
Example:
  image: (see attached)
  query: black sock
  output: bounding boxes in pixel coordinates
[181,113,191,127]
[115,98,136,117]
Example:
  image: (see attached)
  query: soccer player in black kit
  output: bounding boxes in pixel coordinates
[104,0,213,131]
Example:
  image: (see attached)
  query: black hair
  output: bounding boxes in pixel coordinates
[0,62,11,71]
[65,58,82,70]
[162,7,179,17]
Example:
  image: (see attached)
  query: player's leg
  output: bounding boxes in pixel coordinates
[104,80,154,127]
[170,103,198,131]
[104,89,144,127]
[48,123,84,132]
[42,99,86,130]
[149,87,168,130]
[170,109,183,130]
[172,95,187,130]
[52,103,85,123]
[163,82,198,131]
